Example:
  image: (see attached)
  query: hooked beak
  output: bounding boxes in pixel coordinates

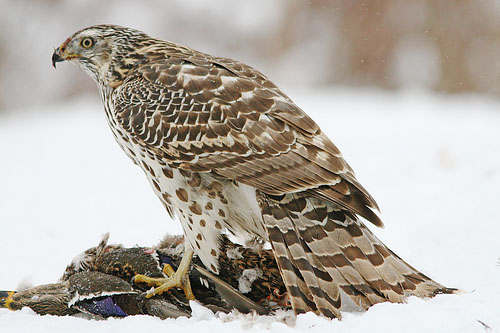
[52,50,63,68]
[52,38,80,68]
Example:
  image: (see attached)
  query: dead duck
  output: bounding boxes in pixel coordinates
[1,270,190,319]
[1,234,281,318]
[1,232,453,319]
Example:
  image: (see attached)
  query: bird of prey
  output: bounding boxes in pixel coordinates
[52,25,454,319]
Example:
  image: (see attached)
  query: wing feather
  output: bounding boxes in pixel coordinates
[112,52,381,226]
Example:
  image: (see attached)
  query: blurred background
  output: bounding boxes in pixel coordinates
[1,0,500,112]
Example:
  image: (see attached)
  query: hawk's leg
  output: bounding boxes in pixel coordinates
[133,249,195,300]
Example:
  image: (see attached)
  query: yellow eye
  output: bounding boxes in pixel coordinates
[80,37,94,48]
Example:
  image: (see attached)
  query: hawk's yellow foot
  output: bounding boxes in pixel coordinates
[133,249,195,300]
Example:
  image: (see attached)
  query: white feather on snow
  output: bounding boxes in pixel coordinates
[238,269,263,294]
[0,88,499,332]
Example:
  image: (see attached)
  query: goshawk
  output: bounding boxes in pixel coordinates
[52,25,454,318]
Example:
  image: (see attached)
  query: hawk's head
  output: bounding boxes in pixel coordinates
[52,25,150,86]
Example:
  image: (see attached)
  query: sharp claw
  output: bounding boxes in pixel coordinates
[133,249,195,300]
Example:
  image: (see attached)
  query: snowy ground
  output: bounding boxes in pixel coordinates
[0,88,499,332]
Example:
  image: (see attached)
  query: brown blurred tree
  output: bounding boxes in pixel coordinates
[1,0,500,111]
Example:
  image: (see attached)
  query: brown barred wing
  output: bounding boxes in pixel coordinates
[112,56,381,227]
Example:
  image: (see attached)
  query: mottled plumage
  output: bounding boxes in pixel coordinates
[1,234,281,318]
[52,25,454,318]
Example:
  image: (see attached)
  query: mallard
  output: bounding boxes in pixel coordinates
[1,234,282,318]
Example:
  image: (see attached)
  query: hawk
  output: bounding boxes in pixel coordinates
[52,25,454,318]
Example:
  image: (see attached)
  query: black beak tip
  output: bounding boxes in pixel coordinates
[52,52,62,68]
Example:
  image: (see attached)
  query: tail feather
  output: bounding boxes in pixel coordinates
[297,211,389,308]
[268,218,341,318]
[271,236,317,313]
[259,192,455,319]
[296,195,392,308]
[284,229,342,318]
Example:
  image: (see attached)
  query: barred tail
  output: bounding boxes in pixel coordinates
[260,193,455,319]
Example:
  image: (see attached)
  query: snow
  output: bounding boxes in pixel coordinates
[1,88,500,332]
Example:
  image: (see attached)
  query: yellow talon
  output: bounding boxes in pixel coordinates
[163,264,176,278]
[133,249,195,300]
